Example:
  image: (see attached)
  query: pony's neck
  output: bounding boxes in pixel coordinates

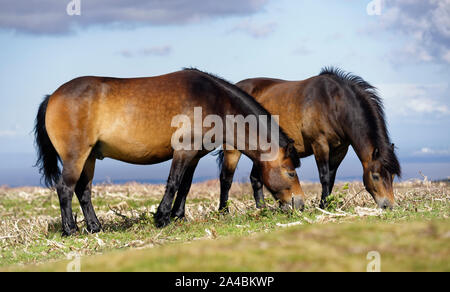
[347,126,376,169]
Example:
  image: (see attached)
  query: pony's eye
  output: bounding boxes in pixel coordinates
[372,173,381,181]
[287,172,296,178]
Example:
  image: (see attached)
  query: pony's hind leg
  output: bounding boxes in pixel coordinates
[56,179,77,236]
[57,158,88,236]
[55,144,95,236]
[155,150,198,228]
[75,156,101,234]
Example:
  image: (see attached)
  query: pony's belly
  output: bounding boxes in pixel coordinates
[96,116,176,164]
[96,139,174,165]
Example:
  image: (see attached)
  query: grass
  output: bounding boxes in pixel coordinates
[0,179,449,271]
[7,220,449,272]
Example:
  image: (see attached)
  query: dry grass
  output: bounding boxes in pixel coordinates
[0,179,448,270]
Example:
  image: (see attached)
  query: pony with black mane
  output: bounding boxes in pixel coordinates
[319,67,401,177]
[35,68,305,236]
[218,67,401,210]
[183,68,300,169]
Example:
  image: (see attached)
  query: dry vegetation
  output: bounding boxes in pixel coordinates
[0,179,449,271]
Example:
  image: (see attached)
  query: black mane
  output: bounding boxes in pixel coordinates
[184,68,300,168]
[320,67,401,177]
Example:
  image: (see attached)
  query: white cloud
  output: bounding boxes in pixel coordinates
[414,147,450,156]
[0,124,22,137]
[407,98,450,115]
[0,130,18,137]
[378,83,450,116]
[292,45,312,55]
[140,45,172,56]
[119,45,172,58]
[373,0,450,65]
[0,0,270,35]
[231,20,277,38]
[443,49,450,63]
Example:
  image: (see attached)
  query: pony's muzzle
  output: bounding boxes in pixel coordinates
[377,197,393,210]
[279,195,304,212]
[292,196,305,211]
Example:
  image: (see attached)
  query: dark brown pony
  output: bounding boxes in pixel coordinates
[218,67,401,210]
[34,68,304,236]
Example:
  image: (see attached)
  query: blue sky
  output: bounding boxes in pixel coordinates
[0,0,449,186]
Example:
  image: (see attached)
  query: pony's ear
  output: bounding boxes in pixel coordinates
[372,148,380,160]
[284,141,295,159]
[285,141,301,168]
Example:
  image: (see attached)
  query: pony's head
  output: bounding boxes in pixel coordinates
[363,144,401,209]
[320,67,401,210]
[259,142,305,210]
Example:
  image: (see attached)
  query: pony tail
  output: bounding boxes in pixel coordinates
[34,95,61,187]
[213,149,225,171]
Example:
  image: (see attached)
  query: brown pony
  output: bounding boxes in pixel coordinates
[217,67,401,210]
[34,68,304,236]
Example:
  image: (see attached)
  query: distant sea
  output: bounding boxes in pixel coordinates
[0,152,449,187]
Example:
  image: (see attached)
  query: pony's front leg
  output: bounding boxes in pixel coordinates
[250,164,266,209]
[218,149,241,212]
[312,140,331,209]
[171,158,201,220]
[155,151,198,228]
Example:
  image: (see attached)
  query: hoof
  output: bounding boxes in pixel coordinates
[154,211,171,228]
[218,206,229,214]
[319,201,328,210]
[255,203,266,209]
[62,225,79,237]
[171,211,185,220]
[255,197,266,209]
[87,221,102,234]
[172,216,186,224]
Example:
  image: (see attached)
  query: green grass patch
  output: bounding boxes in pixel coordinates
[4,220,449,272]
